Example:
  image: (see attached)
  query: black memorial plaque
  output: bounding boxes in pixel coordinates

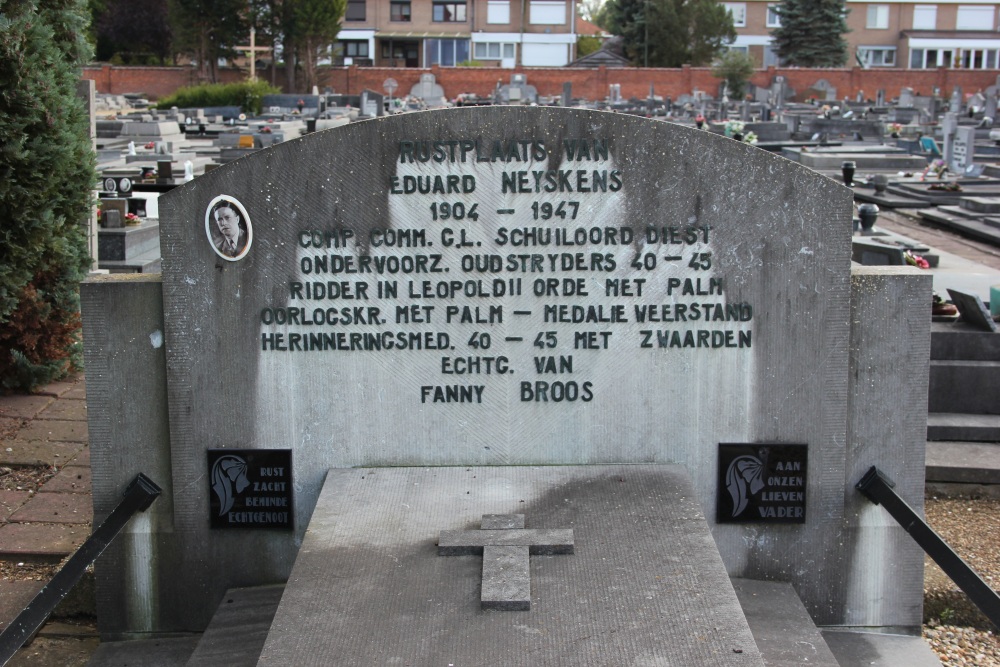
[717,444,807,524]
[207,449,293,530]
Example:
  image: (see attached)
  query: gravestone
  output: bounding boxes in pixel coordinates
[497,74,537,105]
[410,73,447,107]
[942,112,958,166]
[899,87,915,108]
[985,93,997,124]
[82,108,931,642]
[360,89,384,117]
[950,126,975,173]
[561,82,572,108]
[950,87,963,114]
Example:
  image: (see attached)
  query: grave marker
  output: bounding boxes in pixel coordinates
[83,107,931,640]
[951,126,975,173]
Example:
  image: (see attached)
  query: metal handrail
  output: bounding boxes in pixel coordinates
[856,465,1000,629]
[0,473,161,666]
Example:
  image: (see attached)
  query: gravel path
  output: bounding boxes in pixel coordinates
[924,495,1000,665]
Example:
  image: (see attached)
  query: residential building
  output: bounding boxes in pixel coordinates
[334,0,577,68]
[724,0,1000,70]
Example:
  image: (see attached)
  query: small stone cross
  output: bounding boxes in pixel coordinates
[438,514,573,611]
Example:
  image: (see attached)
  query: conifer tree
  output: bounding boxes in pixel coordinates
[605,0,735,67]
[0,0,96,390]
[770,0,849,67]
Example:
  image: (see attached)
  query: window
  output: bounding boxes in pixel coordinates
[474,42,516,59]
[529,1,565,24]
[390,0,411,21]
[909,48,953,69]
[764,44,781,66]
[912,5,936,30]
[960,48,998,69]
[336,41,370,58]
[487,0,510,23]
[857,46,895,67]
[866,4,889,29]
[425,38,470,65]
[956,6,994,30]
[723,2,746,27]
[345,0,365,21]
[766,4,781,27]
[433,0,467,21]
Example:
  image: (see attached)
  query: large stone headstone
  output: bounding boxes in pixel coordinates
[410,73,447,107]
[84,107,930,638]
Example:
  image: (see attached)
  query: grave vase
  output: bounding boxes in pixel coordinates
[841,161,856,187]
[858,203,879,233]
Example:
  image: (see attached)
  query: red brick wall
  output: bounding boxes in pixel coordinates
[82,63,1000,103]
[81,65,248,99]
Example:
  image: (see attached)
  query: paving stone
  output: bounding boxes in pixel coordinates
[61,385,86,400]
[66,446,90,468]
[33,379,81,398]
[0,441,84,467]
[0,396,54,420]
[9,493,93,525]
[0,416,24,438]
[0,523,87,559]
[0,490,32,520]
[37,399,87,422]
[39,467,91,495]
[16,420,89,444]
[0,580,44,630]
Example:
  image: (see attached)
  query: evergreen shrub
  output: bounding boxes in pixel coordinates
[156,80,282,115]
[0,0,96,391]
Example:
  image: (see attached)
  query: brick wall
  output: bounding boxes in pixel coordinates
[82,63,1000,104]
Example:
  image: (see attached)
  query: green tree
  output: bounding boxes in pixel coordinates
[289,0,346,93]
[605,0,735,67]
[577,34,603,58]
[0,0,96,390]
[168,0,247,82]
[94,0,172,64]
[712,49,756,98]
[770,0,849,67]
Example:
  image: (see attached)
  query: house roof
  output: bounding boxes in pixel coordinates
[567,47,631,68]
[576,16,608,37]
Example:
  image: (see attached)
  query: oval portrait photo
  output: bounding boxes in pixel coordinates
[205,195,253,261]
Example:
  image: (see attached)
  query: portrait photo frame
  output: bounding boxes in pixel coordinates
[205,194,253,261]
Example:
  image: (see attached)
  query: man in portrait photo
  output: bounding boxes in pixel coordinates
[212,202,248,257]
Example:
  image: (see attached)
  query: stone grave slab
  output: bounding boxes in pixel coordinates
[919,208,1000,246]
[783,148,926,170]
[258,465,764,666]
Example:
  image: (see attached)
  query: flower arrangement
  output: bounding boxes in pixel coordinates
[124,212,141,225]
[922,159,948,180]
[887,123,902,136]
[904,251,929,269]
[724,120,757,144]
